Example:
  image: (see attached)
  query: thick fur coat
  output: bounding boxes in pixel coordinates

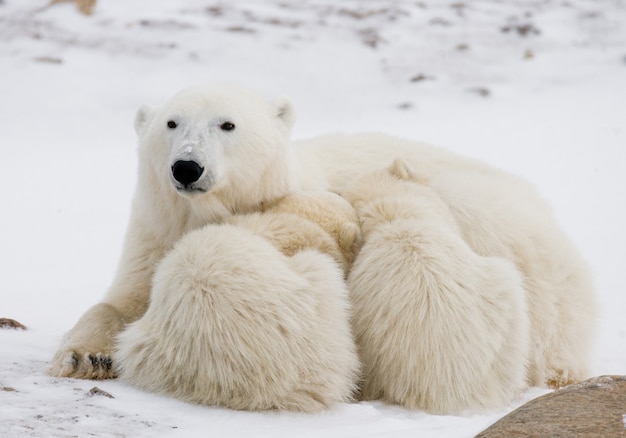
[342,159,530,413]
[50,84,595,414]
[113,192,361,412]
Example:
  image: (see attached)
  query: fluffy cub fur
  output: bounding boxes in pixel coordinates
[50,84,594,416]
[342,159,531,414]
[114,191,361,412]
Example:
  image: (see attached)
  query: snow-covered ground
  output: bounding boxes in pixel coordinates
[0,1,624,436]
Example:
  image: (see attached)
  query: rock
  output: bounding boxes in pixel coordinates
[476,376,626,437]
[0,318,26,330]
[49,0,96,16]
[87,386,114,399]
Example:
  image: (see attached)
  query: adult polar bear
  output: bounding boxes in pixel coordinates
[49,83,595,413]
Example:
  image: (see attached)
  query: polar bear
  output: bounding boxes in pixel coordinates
[49,83,595,415]
[49,84,302,379]
[300,136,595,394]
[229,190,362,275]
[342,159,530,413]
[343,158,595,412]
[114,191,361,412]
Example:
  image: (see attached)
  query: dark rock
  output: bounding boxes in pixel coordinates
[501,22,541,37]
[410,73,435,82]
[0,318,26,330]
[87,386,114,399]
[476,375,626,437]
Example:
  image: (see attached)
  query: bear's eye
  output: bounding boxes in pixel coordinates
[167,120,177,129]
[220,121,235,131]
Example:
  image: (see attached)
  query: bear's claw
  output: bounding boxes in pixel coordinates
[49,349,116,380]
[89,354,113,372]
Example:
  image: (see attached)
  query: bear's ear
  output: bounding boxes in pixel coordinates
[271,97,296,130]
[388,158,429,184]
[134,104,157,137]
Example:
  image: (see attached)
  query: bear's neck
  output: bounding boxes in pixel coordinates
[185,185,286,230]
[186,151,303,226]
[186,194,258,228]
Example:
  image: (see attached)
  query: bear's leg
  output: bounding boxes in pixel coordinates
[349,220,530,414]
[49,222,167,379]
[541,264,595,389]
[49,303,126,379]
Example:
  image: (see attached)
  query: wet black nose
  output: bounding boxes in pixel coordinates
[172,160,204,185]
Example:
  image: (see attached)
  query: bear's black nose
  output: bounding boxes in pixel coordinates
[172,160,204,186]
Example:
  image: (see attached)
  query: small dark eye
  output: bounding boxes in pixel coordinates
[220,121,235,131]
[167,120,177,129]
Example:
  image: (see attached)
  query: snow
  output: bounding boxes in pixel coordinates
[0,0,625,436]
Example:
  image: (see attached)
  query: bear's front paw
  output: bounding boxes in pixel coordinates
[49,347,116,380]
[48,303,127,380]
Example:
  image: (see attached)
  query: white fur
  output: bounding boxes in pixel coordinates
[115,224,359,412]
[49,83,301,379]
[342,160,530,413]
[50,84,595,415]
[298,136,595,393]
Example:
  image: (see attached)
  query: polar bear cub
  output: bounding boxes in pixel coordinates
[342,159,531,414]
[114,191,361,412]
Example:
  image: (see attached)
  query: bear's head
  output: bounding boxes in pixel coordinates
[341,158,428,210]
[263,191,363,272]
[134,83,299,222]
[341,158,456,235]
